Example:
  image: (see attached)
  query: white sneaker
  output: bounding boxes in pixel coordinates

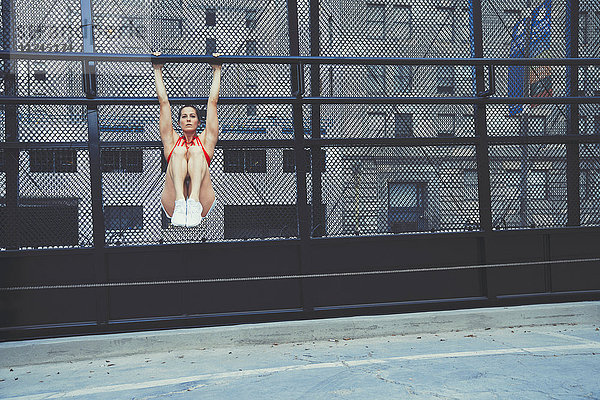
[185,199,203,227]
[171,199,187,226]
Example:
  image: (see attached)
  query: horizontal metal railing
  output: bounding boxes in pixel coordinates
[1,51,600,66]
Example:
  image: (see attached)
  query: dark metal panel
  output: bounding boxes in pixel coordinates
[307,235,483,307]
[486,234,549,296]
[549,231,600,292]
[0,254,96,327]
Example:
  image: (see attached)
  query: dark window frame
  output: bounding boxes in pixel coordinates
[394,112,413,137]
[206,8,216,26]
[387,181,427,233]
[104,205,144,230]
[224,149,266,173]
[29,149,77,173]
[206,38,216,55]
[101,148,143,173]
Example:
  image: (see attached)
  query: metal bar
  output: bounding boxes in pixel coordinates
[472,0,493,301]
[566,0,580,227]
[1,96,600,106]
[81,0,108,327]
[287,0,313,314]
[309,0,324,238]
[3,0,19,250]
[1,51,600,66]
[3,135,600,151]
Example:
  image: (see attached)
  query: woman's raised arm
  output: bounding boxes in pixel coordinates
[152,52,176,150]
[205,54,222,146]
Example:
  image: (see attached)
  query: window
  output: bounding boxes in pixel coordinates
[246,68,258,88]
[101,149,143,173]
[388,182,426,233]
[245,150,266,172]
[367,112,386,137]
[390,5,412,39]
[29,149,77,173]
[579,11,588,46]
[437,65,455,94]
[366,3,385,39]
[224,205,297,239]
[436,113,456,137]
[436,6,455,43]
[105,206,143,230]
[223,149,244,172]
[366,65,385,95]
[394,113,413,137]
[246,10,257,29]
[528,170,548,200]
[393,65,412,93]
[206,38,216,55]
[464,169,478,201]
[206,8,216,26]
[224,149,266,173]
[246,40,257,56]
[246,104,257,116]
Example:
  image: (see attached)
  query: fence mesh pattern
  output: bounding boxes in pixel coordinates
[1,0,599,249]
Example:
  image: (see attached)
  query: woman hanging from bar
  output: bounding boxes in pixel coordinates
[152,52,222,227]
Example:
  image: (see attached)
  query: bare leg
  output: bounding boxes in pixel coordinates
[186,146,208,202]
[169,146,188,201]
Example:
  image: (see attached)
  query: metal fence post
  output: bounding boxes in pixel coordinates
[287,0,313,313]
[310,0,325,238]
[472,0,494,299]
[81,0,108,325]
[566,0,580,227]
[2,0,18,249]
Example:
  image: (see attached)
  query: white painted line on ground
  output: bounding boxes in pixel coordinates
[542,331,600,346]
[4,343,600,400]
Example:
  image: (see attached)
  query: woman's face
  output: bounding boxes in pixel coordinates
[179,107,199,132]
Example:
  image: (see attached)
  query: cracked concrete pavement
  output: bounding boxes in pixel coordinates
[1,302,599,399]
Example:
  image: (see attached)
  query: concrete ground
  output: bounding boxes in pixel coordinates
[1,302,599,399]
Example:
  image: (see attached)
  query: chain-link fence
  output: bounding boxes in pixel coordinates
[1,0,599,249]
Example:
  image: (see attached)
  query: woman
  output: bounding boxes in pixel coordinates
[153,52,222,227]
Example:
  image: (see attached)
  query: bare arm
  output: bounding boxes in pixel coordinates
[152,53,176,151]
[205,55,222,146]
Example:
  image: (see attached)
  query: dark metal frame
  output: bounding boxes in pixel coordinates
[1,0,600,340]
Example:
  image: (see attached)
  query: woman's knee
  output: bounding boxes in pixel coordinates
[188,147,207,168]
[171,145,187,159]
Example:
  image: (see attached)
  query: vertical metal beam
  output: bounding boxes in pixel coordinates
[309,0,324,238]
[287,0,313,313]
[472,0,491,234]
[81,0,108,325]
[471,0,494,299]
[2,0,18,249]
[566,0,580,227]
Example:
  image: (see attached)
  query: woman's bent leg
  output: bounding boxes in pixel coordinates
[166,147,189,226]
